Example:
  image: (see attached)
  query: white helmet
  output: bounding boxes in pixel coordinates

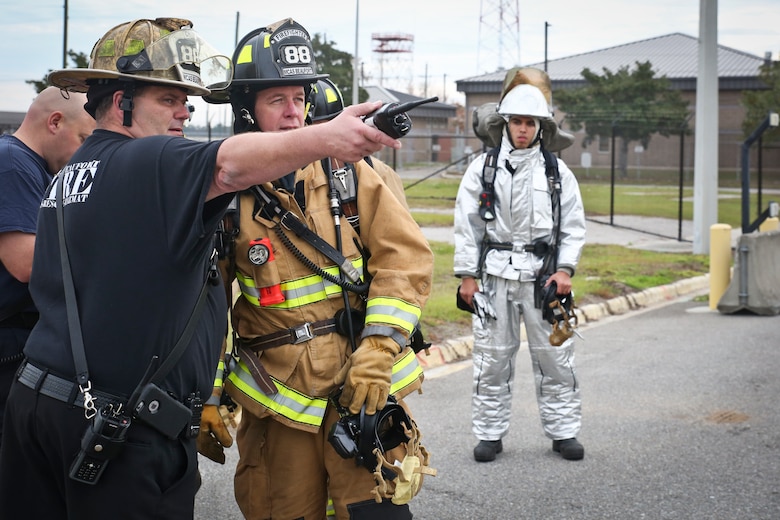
[474,67,574,151]
[496,83,561,148]
[496,84,552,119]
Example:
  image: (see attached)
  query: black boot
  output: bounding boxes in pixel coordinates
[552,438,584,460]
[473,439,503,462]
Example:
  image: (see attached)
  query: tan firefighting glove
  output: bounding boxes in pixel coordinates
[334,336,401,415]
[197,404,234,464]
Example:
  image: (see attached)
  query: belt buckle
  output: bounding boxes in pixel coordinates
[291,323,314,344]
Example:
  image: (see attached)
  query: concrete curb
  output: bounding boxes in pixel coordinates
[415,274,710,370]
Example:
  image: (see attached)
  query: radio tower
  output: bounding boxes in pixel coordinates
[476,0,520,74]
[371,32,414,92]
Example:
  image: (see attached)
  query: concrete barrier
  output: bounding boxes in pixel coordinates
[717,230,780,315]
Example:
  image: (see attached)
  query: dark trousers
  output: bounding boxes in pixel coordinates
[0,328,28,447]
[0,381,200,519]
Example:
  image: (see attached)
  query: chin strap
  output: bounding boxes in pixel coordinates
[119,80,135,127]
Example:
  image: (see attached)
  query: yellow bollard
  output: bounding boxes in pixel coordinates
[759,217,779,232]
[709,224,732,310]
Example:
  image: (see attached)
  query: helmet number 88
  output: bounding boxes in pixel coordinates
[282,45,312,65]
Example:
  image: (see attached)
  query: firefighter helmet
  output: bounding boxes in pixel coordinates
[308,78,344,123]
[497,84,552,120]
[499,67,555,109]
[205,18,327,105]
[329,394,413,472]
[48,18,232,96]
[473,67,575,151]
[328,393,436,504]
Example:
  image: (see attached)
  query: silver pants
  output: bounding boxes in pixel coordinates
[472,275,581,441]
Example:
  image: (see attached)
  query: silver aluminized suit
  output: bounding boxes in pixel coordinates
[453,134,586,442]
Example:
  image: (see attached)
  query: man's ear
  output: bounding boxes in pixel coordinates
[47,111,64,135]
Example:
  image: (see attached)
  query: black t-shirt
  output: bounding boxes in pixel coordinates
[25,130,231,402]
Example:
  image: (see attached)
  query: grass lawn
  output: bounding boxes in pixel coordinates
[419,240,710,343]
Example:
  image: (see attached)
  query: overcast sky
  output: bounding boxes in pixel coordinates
[0,0,776,127]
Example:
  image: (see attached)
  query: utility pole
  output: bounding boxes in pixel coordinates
[353,0,360,105]
[693,0,719,253]
[235,12,240,47]
[63,0,69,68]
[544,21,550,72]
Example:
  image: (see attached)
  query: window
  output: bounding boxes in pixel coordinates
[598,135,610,153]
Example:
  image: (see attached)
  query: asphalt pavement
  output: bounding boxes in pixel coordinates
[196,297,780,519]
[404,299,780,519]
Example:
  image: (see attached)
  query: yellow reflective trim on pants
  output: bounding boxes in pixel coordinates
[227,346,422,427]
[365,297,422,335]
[236,258,364,309]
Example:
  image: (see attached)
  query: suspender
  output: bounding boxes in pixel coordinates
[478,147,499,222]
[539,146,562,276]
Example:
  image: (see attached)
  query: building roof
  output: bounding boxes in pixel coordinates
[457,33,768,95]
[363,85,457,119]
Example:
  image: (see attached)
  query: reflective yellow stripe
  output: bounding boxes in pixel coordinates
[236,258,364,309]
[391,348,424,395]
[212,359,226,389]
[325,88,339,103]
[278,268,343,308]
[228,347,423,427]
[125,39,145,56]
[235,271,260,306]
[237,44,253,64]
[365,297,422,335]
[228,360,328,428]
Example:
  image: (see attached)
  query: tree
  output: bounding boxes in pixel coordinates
[556,61,690,177]
[26,50,89,94]
[312,34,367,106]
[741,60,780,143]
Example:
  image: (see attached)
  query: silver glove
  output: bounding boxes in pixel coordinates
[472,292,497,326]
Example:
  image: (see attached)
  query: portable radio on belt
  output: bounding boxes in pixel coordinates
[248,237,285,306]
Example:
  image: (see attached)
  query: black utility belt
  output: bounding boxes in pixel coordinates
[17,360,124,410]
[16,359,201,440]
[486,240,550,257]
[0,312,39,329]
